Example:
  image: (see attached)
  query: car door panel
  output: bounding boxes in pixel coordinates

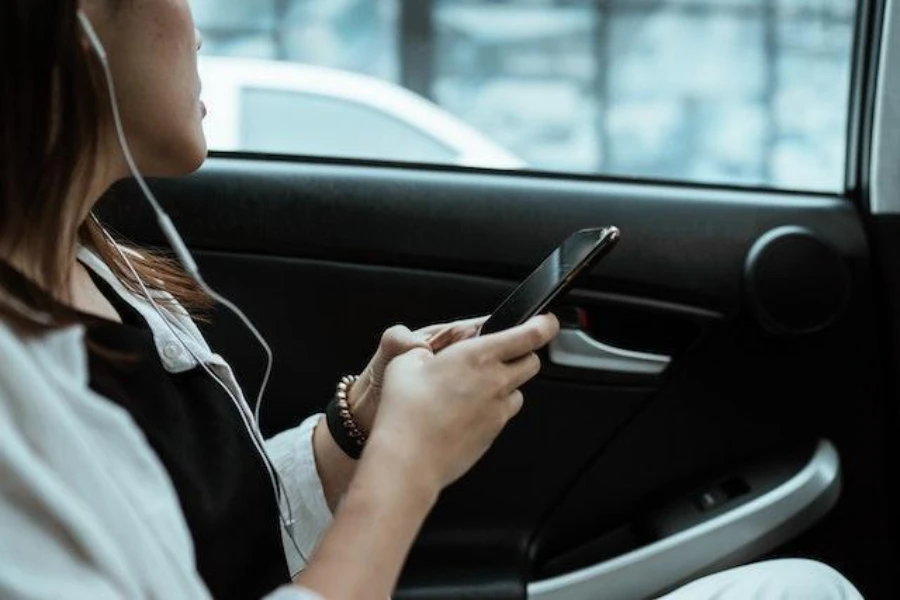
[97,156,897,598]
[530,440,841,600]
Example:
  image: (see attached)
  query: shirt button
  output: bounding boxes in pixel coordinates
[163,343,183,360]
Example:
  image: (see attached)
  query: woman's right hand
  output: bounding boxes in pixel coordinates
[364,313,560,494]
[296,314,559,598]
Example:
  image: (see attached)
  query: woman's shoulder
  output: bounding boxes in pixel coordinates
[0,258,88,369]
[0,319,89,390]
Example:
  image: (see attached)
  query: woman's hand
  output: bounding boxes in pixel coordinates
[365,313,560,492]
[298,314,559,599]
[349,316,488,431]
[314,315,489,511]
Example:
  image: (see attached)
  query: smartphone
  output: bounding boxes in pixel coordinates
[479,226,621,336]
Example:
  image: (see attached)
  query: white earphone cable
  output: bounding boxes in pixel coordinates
[77,12,307,569]
[94,221,307,568]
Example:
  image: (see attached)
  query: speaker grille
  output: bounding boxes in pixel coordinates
[744,226,851,336]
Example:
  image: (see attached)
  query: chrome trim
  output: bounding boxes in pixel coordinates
[548,329,671,375]
[528,440,841,600]
[872,0,898,214]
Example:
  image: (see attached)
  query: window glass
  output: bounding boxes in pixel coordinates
[194,0,858,192]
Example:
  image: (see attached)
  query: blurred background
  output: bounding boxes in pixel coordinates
[191,0,857,193]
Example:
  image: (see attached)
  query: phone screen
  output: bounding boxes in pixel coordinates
[479,227,620,335]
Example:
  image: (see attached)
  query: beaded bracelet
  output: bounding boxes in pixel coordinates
[325,374,367,460]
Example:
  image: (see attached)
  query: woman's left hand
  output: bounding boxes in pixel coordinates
[349,316,487,431]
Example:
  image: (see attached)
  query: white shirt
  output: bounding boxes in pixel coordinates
[0,248,330,599]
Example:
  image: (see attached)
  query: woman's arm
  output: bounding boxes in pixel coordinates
[309,323,427,512]
[296,440,439,598]
[296,315,559,599]
[311,414,358,511]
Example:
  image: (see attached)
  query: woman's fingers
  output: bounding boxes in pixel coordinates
[362,325,432,392]
[417,322,451,337]
[423,326,455,350]
[421,316,488,352]
[419,316,487,337]
[416,316,487,337]
[479,314,560,363]
[379,325,431,358]
[502,390,525,422]
[504,352,542,394]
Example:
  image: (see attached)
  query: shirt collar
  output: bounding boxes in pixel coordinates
[76,245,220,374]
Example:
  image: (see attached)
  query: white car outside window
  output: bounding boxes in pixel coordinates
[198,56,526,170]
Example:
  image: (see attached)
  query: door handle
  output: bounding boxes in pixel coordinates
[548,328,671,375]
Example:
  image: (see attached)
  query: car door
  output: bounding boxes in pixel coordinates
[99,0,899,598]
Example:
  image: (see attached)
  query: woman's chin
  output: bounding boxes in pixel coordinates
[161,137,208,176]
[180,129,208,173]
[183,143,209,175]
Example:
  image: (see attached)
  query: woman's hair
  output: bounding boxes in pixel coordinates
[0,0,212,334]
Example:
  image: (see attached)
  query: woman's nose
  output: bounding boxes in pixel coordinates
[195,29,203,52]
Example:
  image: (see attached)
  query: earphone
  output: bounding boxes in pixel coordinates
[75,11,308,570]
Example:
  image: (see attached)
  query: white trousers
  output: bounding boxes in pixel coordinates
[659,559,864,599]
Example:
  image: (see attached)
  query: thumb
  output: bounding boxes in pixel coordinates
[363,326,431,391]
[375,325,431,365]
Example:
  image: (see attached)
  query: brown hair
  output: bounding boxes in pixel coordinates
[0,0,212,334]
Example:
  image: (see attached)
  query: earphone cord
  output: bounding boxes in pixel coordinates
[96,221,308,570]
[77,12,308,570]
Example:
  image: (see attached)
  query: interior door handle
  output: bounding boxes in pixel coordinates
[548,328,671,375]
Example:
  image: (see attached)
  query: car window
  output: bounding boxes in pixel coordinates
[240,88,458,162]
[194,0,858,193]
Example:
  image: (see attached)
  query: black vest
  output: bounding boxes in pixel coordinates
[83,271,290,600]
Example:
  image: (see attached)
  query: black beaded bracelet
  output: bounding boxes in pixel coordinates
[325,375,367,460]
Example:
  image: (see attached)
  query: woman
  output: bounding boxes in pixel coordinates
[0,1,865,598]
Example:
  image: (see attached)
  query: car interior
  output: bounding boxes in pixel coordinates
[94,0,900,598]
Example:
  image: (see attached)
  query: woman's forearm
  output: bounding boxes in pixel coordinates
[313,377,379,511]
[295,440,439,599]
[312,415,357,512]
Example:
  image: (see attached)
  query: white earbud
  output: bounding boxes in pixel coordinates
[77,12,107,62]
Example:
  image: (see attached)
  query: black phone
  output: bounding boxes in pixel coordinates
[479,226,621,336]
